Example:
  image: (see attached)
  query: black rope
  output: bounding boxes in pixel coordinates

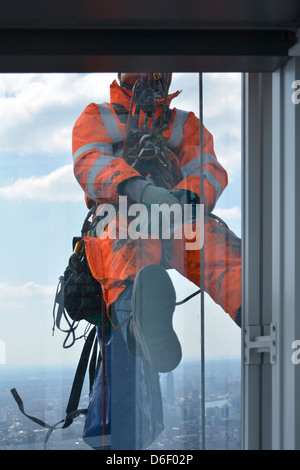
[175,289,201,306]
[52,275,86,349]
[11,327,98,449]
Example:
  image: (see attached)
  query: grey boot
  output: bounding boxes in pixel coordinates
[130,264,182,373]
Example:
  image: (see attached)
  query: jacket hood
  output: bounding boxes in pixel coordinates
[109,79,181,110]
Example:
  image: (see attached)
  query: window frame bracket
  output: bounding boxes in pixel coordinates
[244,324,277,365]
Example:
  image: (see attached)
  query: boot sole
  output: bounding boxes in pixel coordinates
[131,264,182,373]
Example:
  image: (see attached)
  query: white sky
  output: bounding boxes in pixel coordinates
[0,73,241,366]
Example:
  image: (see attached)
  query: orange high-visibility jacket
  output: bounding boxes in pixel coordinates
[72,80,228,212]
[72,80,241,323]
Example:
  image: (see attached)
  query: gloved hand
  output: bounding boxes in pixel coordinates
[140,185,181,239]
[141,184,180,207]
[170,189,200,206]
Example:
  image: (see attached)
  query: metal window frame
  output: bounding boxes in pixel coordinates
[242,56,300,450]
[0,15,298,448]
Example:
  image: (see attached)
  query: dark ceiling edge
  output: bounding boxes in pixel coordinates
[0,29,296,56]
[0,19,299,31]
[0,22,297,73]
[0,12,300,31]
[0,54,292,73]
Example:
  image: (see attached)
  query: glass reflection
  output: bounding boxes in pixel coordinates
[0,72,241,450]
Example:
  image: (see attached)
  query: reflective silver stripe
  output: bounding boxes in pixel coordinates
[87,156,117,199]
[166,109,189,149]
[203,153,218,165]
[181,153,223,199]
[180,153,218,177]
[203,169,223,200]
[97,103,124,144]
[73,142,113,163]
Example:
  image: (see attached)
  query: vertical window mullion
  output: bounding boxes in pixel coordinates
[198,72,205,450]
[242,72,264,449]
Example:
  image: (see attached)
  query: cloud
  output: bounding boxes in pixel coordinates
[172,73,242,180]
[0,281,56,317]
[0,73,116,156]
[0,281,56,299]
[172,72,241,121]
[214,206,241,221]
[0,164,83,201]
[203,73,241,116]
[0,73,242,183]
[0,72,241,198]
[0,73,115,113]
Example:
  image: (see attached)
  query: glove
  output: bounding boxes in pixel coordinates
[122,177,149,202]
[139,185,181,239]
[170,189,200,206]
[141,184,180,207]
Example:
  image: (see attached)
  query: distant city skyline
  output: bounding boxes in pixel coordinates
[0,357,241,450]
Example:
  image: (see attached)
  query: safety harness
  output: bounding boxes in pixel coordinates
[122,73,177,187]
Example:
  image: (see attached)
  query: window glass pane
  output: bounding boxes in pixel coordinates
[202,73,242,450]
[0,72,241,451]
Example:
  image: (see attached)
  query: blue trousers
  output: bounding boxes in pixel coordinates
[83,284,164,450]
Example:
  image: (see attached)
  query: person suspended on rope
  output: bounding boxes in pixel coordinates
[72,72,242,375]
